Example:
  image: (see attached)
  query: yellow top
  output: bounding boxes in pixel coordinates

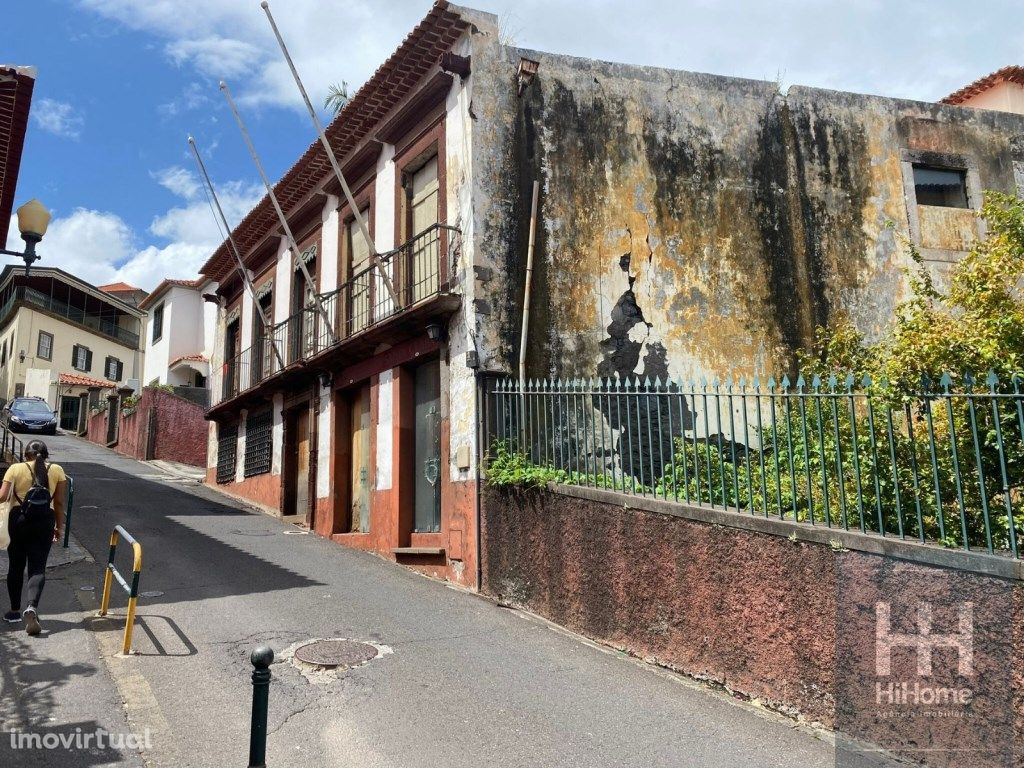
[3,461,67,502]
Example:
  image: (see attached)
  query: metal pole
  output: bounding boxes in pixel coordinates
[519,180,540,390]
[259,1,401,310]
[219,81,336,344]
[187,135,285,370]
[248,646,274,768]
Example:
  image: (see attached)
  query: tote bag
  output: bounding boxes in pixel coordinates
[0,497,11,549]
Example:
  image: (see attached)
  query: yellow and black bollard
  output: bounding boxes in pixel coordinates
[98,525,143,655]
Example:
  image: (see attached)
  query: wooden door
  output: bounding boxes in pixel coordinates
[413,360,441,532]
[349,385,371,532]
[410,157,439,303]
[59,396,79,432]
[295,410,310,519]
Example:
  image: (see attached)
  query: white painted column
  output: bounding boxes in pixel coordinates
[316,383,332,499]
[273,236,292,324]
[271,394,284,476]
[319,195,340,293]
[235,409,247,483]
[375,369,393,490]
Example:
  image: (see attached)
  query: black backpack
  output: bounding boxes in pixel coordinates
[15,462,51,514]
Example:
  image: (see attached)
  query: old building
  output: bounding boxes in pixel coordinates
[942,65,1024,115]
[203,1,1024,588]
[140,277,217,404]
[0,65,35,251]
[0,266,145,429]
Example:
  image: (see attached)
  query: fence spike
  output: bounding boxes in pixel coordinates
[643,376,652,389]
[862,373,872,388]
[752,375,761,391]
[921,372,933,392]
[767,375,777,392]
[1014,374,1023,394]
[811,373,821,391]
[739,375,747,389]
[796,373,805,391]
[940,372,953,393]
[844,372,855,391]
[986,370,999,391]
[653,375,663,389]
[781,374,791,391]
[726,374,734,392]
[963,372,975,390]
[828,373,838,391]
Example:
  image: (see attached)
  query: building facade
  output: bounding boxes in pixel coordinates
[140,277,217,399]
[0,266,144,430]
[204,2,1024,589]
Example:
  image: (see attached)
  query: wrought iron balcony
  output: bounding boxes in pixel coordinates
[0,286,141,348]
[216,223,459,406]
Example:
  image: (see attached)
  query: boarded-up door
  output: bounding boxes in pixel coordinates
[350,386,371,532]
[413,360,441,532]
[410,157,439,303]
[292,410,310,519]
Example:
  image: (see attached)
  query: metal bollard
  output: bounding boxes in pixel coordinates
[248,646,274,767]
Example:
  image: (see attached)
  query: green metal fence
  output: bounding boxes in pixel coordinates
[486,372,1024,559]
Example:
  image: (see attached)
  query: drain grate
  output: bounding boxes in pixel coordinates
[293,639,378,668]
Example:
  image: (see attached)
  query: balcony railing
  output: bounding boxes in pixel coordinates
[218,224,458,404]
[1,286,141,348]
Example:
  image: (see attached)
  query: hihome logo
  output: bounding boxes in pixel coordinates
[874,602,974,708]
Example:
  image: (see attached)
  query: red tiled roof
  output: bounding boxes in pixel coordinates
[138,277,203,310]
[0,66,36,250]
[59,373,116,388]
[169,353,209,366]
[97,282,141,292]
[199,1,469,284]
[941,65,1024,105]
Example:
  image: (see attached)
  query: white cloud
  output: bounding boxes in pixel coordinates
[6,172,262,291]
[166,36,262,79]
[31,99,84,140]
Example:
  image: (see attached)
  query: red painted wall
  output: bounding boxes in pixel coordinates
[481,487,1024,765]
[83,388,208,467]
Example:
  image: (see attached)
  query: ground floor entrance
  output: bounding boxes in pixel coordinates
[59,396,80,432]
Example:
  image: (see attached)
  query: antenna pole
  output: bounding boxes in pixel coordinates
[219,80,337,345]
[260,0,400,310]
[188,135,285,371]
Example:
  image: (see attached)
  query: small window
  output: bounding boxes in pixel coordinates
[37,331,53,361]
[243,409,273,477]
[72,344,92,372]
[216,423,238,484]
[152,303,164,343]
[913,165,969,208]
[105,356,123,382]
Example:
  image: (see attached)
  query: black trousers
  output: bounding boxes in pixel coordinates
[6,507,54,612]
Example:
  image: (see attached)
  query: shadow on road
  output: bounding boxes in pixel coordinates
[0,625,127,766]
[62,462,325,610]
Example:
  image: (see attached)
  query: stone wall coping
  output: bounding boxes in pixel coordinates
[545,482,1024,582]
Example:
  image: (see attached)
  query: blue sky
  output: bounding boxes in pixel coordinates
[5,0,1021,290]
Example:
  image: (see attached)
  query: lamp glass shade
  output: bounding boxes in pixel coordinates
[16,199,51,238]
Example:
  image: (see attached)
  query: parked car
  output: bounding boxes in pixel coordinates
[2,397,58,435]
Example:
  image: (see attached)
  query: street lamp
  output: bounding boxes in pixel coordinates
[2,199,51,275]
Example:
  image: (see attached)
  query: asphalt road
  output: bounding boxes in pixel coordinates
[6,435,893,767]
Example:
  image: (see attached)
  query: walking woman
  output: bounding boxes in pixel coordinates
[2,440,67,635]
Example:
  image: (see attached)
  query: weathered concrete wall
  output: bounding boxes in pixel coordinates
[481,485,1024,765]
[471,41,1024,381]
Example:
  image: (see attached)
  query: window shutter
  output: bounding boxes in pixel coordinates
[72,345,79,367]
[116,360,124,381]
[85,349,93,372]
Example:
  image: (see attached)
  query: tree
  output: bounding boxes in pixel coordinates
[323,81,350,115]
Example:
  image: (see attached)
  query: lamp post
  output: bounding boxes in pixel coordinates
[1,199,51,275]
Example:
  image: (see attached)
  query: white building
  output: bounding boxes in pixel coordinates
[140,277,217,395]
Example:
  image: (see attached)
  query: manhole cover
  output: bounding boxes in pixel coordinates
[293,640,378,668]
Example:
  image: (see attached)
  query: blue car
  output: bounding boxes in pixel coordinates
[3,397,58,435]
